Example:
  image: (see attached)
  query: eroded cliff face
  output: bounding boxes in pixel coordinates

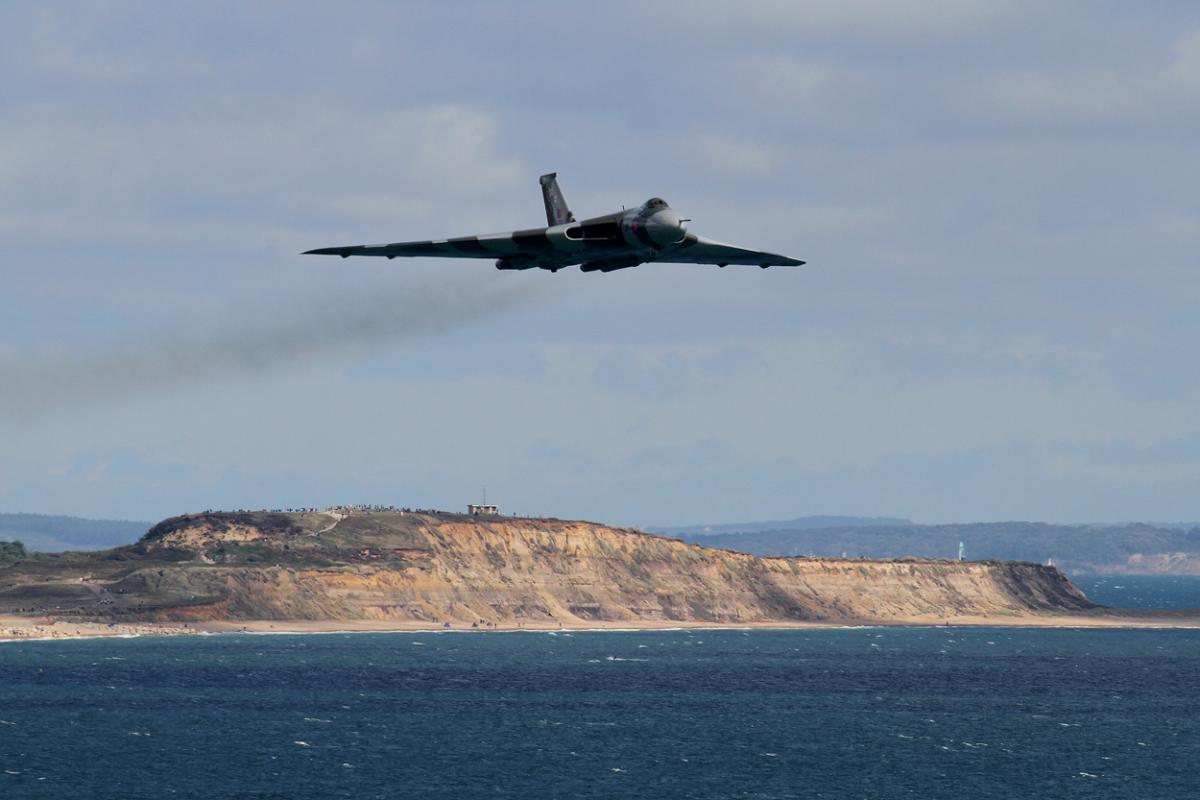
[0,511,1096,624]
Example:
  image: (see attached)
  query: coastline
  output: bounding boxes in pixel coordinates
[4,611,1198,643]
[0,512,1115,638]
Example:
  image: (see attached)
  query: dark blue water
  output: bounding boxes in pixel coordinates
[1074,574,1200,611]
[2,626,1198,799]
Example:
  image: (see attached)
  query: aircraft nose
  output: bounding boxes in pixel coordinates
[647,209,687,245]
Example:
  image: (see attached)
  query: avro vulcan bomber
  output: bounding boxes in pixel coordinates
[305,173,804,273]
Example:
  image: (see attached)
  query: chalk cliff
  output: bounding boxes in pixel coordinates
[0,511,1098,625]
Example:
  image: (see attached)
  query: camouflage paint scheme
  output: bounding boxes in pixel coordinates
[305,174,804,273]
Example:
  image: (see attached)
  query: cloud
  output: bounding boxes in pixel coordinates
[955,27,1200,128]
[1167,28,1200,88]
[0,103,525,249]
[15,6,217,85]
[678,133,785,178]
[646,0,1030,44]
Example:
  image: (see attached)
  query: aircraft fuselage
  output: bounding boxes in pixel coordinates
[497,200,687,272]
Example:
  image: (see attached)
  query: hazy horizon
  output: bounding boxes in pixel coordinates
[4,508,1199,532]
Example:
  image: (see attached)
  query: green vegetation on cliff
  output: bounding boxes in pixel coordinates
[0,540,26,563]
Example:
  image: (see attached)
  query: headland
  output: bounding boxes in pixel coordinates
[2,509,1196,640]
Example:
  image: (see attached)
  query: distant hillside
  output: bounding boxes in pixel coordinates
[651,515,913,537]
[0,513,153,552]
[672,522,1200,575]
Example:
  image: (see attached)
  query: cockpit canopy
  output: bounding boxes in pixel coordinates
[644,197,668,210]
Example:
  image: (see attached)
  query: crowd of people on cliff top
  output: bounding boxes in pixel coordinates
[202,505,457,516]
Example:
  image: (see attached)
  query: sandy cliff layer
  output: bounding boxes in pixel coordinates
[0,511,1100,627]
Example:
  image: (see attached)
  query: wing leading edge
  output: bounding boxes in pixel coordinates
[654,234,805,268]
[304,229,552,260]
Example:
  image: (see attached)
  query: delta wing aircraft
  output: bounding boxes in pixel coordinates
[304,173,804,272]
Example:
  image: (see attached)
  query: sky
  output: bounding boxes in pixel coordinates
[1,1,1198,527]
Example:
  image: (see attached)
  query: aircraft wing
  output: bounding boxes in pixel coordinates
[655,234,804,267]
[304,229,553,260]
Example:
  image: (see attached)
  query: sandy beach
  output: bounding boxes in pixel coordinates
[4,611,1197,642]
[190,613,1200,635]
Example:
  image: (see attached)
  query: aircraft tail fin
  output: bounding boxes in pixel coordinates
[539,173,575,226]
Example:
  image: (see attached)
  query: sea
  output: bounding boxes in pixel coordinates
[1073,574,1200,611]
[2,577,1199,799]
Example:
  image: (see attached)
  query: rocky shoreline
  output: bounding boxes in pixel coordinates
[0,617,198,641]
